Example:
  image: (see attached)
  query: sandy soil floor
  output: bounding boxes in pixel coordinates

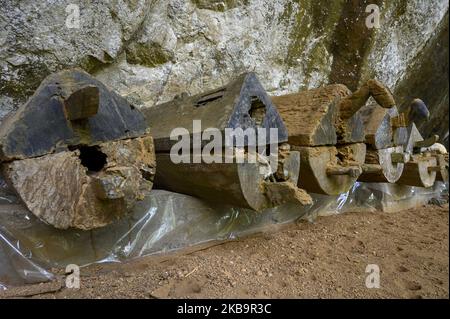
[1,204,448,299]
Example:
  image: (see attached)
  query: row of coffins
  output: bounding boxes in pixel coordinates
[0,69,447,231]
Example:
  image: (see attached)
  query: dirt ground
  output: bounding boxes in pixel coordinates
[1,204,448,299]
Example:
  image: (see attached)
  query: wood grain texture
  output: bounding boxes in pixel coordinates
[292,143,366,195]
[1,136,156,230]
[272,84,351,146]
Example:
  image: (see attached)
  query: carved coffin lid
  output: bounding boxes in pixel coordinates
[142,73,288,152]
[0,69,148,161]
[359,102,402,150]
[272,84,351,147]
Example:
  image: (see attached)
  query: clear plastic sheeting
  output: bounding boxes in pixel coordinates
[0,228,54,290]
[310,182,449,217]
[0,182,447,290]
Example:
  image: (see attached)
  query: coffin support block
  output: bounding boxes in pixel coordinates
[397,154,437,188]
[293,143,366,195]
[358,146,405,183]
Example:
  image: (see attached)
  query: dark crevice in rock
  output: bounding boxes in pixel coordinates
[394,10,449,147]
[328,0,383,91]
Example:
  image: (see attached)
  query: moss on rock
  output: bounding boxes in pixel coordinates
[192,0,249,11]
[125,42,174,67]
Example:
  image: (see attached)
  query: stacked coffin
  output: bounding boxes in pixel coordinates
[271,80,398,195]
[0,69,156,230]
[0,70,447,232]
[141,73,312,211]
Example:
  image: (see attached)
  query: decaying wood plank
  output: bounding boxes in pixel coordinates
[359,103,404,150]
[273,85,364,146]
[263,181,312,207]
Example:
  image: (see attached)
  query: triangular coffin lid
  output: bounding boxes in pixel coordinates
[399,123,424,153]
[143,72,288,152]
[0,69,148,161]
[360,103,399,150]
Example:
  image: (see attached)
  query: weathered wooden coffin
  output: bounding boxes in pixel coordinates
[395,123,439,188]
[142,72,289,152]
[357,103,407,183]
[0,69,156,230]
[141,73,310,210]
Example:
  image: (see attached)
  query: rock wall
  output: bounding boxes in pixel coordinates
[1,0,448,145]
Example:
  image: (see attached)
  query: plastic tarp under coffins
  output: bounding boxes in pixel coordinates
[0,182,447,290]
